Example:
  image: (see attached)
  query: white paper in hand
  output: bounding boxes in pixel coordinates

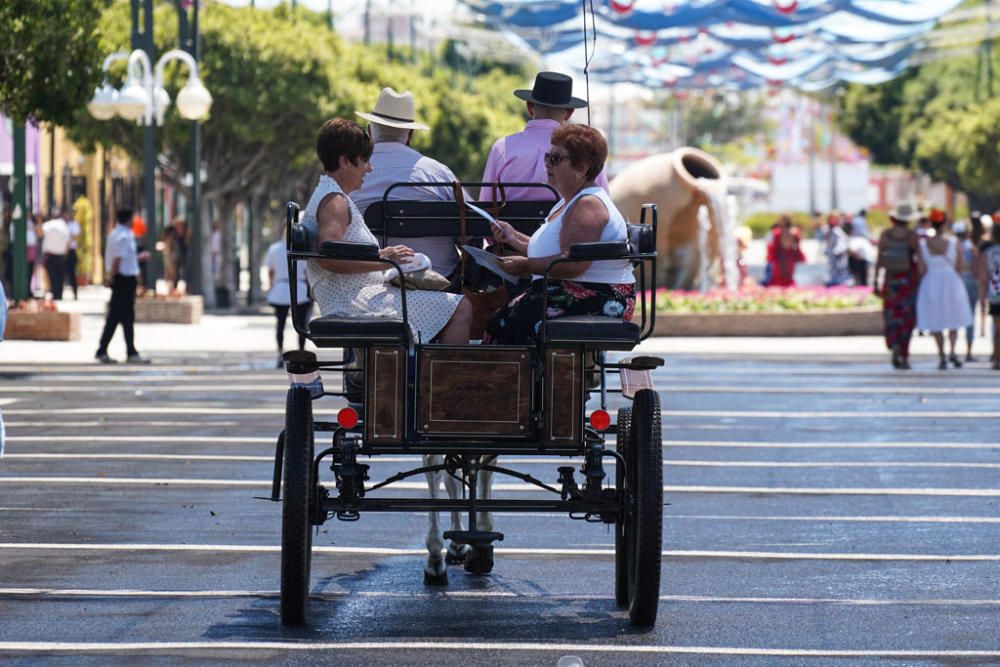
[464,201,502,230]
[383,252,430,281]
[461,245,519,284]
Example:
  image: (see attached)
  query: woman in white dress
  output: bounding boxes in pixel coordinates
[916,221,974,369]
[304,119,472,343]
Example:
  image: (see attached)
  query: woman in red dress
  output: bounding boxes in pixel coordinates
[767,216,805,287]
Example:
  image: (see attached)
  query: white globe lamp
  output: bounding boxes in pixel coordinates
[87,83,119,120]
[176,76,213,120]
[116,76,150,122]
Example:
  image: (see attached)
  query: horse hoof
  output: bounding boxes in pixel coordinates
[423,568,448,586]
[463,546,494,575]
[446,543,472,565]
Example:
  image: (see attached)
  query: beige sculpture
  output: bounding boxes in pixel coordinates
[611,147,727,289]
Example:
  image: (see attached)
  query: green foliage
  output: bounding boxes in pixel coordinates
[658,91,770,148]
[742,211,813,239]
[0,0,104,124]
[837,39,1000,205]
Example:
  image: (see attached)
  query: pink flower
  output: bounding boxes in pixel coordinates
[623,297,636,321]
[563,282,597,299]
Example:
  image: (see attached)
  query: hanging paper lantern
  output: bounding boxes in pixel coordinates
[634,31,658,47]
[768,55,788,65]
[773,0,798,14]
[610,0,637,15]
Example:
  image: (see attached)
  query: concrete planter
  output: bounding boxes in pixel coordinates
[652,307,882,337]
[130,295,204,324]
[4,311,82,341]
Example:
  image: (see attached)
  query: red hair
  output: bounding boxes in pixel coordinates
[550,124,607,181]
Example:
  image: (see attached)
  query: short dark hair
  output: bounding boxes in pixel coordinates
[316,118,373,172]
[116,208,133,225]
[550,124,606,181]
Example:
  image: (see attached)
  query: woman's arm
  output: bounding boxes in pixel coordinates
[491,220,530,254]
[314,193,413,273]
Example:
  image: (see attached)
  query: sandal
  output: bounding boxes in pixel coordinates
[938,356,947,370]
[949,354,963,368]
[891,346,902,369]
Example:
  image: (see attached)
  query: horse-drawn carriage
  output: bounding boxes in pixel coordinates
[271,183,664,627]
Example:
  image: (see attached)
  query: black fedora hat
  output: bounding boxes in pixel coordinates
[513,71,587,109]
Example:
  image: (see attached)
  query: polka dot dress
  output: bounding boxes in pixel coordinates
[304,175,461,343]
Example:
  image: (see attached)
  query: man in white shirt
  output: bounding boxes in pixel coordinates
[41,210,71,300]
[96,208,150,364]
[65,209,81,300]
[351,87,463,281]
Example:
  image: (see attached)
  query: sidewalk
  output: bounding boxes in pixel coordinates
[3,285,992,366]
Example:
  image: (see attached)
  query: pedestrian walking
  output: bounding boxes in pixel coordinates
[766,217,804,287]
[162,216,190,295]
[95,209,150,364]
[845,221,875,287]
[65,208,80,300]
[953,220,979,361]
[264,237,312,367]
[977,223,1000,370]
[824,213,850,287]
[916,216,974,369]
[875,204,921,369]
[40,210,71,300]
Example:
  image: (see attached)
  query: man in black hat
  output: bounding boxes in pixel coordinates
[479,71,608,201]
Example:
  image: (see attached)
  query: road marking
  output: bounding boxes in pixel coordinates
[0,398,19,406]
[6,453,1000,471]
[0,385,289,393]
[5,435,274,443]
[6,407,1000,418]
[0,641,997,658]
[657,385,1000,395]
[2,588,1000,607]
[664,440,1000,449]
[2,421,244,428]
[668,514,1000,524]
[3,476,1000,497]
[1,543,998,561]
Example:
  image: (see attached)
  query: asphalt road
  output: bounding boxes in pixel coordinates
[1,350,999,666]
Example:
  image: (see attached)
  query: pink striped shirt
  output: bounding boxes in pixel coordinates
[478,119,610,202]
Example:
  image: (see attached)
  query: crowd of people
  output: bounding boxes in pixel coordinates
[874,204,1000,371]
[2,208,81,301]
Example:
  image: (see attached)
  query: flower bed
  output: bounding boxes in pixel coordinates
[124,295,204,324]
[653,287,882,337]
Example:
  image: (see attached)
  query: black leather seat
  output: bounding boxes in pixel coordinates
[545,315,641,350]
[307,316,409,347]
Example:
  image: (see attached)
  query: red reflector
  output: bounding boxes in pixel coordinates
[590,409,611,432]
[337,407,359,429]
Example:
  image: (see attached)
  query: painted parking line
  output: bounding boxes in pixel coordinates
[1,543,999,561]
[3,476,1000,497]
[6,453,1000,470]
[3,588,1000,607]
[0,640,998,658]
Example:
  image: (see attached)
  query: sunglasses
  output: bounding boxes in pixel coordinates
[543,152,569,167]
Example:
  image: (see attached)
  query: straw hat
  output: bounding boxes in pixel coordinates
[888,202,921,223]
[355,87,429,130]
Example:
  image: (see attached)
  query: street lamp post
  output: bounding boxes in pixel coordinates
[88,0,211,294]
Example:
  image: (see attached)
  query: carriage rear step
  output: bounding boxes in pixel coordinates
[443,530,504,547]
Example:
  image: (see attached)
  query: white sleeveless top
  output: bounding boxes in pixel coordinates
[526,186,635,284]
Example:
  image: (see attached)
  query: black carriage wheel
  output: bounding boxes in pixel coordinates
[280,386,314,626]
[626,388,662,627]
[614,406,632,609]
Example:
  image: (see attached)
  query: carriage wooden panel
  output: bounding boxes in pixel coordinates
[365,346,406,443]
[543,350,582,443]
[416,347,532,436]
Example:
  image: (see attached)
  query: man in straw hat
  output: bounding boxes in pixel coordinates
[479,71,608,202]
[352,87,464,281]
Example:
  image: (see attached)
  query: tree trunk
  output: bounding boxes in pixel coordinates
[248,192,267,304]
[217,196,238,308]
[199,195,216,308]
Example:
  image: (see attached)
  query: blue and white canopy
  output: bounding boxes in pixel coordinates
[459,0,961,90]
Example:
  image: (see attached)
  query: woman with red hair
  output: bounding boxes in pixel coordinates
[486,124,635,344]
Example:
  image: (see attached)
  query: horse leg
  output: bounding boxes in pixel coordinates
[443,467,471,564]
[477,459,494,534]
[463,459,496,575]
[423,454,447,585]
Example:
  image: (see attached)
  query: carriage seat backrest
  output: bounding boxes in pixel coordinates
[363,199,552,238]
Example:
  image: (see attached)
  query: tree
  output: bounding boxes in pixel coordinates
[0,0,104,299]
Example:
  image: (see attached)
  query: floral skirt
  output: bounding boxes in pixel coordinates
[883,269,918,355]
[483,279,636,345]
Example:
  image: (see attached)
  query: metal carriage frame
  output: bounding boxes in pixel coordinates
[272,182,665,628]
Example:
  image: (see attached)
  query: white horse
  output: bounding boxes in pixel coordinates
[422,455,496,583]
